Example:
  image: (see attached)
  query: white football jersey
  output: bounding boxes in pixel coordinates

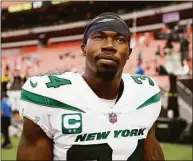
[19,72,161,161]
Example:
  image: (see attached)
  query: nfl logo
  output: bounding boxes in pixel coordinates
[109,112,117,124]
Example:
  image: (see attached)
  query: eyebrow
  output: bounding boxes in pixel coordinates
[95,31,127,38]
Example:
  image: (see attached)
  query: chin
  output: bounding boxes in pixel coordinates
[96,69,117,80]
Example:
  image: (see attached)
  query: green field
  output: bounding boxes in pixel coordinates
[1,137,192,160]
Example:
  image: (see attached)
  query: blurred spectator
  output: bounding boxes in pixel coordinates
[26,60,41,77]
[181,60,189,75]
[30,54,40,63]
[154,59,169,76]
[137,51,142,62]
[136,51,144,75]
[155,45,161,59]
[136,61,144,75]
[38,33,49,48]
[130,37,137,49]
[164,35,173,56]
[188,58,192,76]
[10,68,22,90]
[161,26,171,34]
[144,32,151,47]
[86,11,92,19]
[186,24,192,40]
[59,54,64,60]
[139,32,149,46]
[1,92,12,149]
[180,33,189,66]
[1,65,11,93]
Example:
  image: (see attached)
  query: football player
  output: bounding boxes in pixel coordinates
[17,12,164,161]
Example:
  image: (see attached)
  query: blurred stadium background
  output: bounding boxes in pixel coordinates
[1,1,192,160]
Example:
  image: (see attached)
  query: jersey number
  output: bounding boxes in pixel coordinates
[67,140,144,161]
[67,144,112,161]
[46,76,71,88]
[131,75,154,86]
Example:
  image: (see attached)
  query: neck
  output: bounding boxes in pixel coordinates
[82,70,122,100]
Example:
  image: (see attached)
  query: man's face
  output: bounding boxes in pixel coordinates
[82,31,131,78]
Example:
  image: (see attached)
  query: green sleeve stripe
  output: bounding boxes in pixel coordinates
[20,89,85,113]
[137,92,161,110]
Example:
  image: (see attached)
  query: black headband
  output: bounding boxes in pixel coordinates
[83,16,130,44]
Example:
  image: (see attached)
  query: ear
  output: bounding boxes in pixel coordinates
[127,48,132,60]
[81,44,86,56]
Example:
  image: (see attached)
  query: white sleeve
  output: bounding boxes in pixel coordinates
[19,76,54,138]
[134,100,162,135]
[135,76,162,130]
[19,99,53,139]
[146,76,162,128]
[144,100,162,128]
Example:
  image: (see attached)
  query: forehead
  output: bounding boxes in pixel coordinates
[91,31,128,38]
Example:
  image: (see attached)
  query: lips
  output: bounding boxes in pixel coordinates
[96,53,118,63]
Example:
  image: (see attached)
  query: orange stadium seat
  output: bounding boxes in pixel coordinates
[2,30,192,90]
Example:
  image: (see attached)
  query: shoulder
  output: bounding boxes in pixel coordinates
[122,73,161,104]
[20,72,77,107]
[19,72,77,138]
[122,74,159,89]
[21,72,75,94]
[122,74,162,125]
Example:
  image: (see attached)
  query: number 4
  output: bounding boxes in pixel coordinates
[46,76,71,88]
[131,75,154,86]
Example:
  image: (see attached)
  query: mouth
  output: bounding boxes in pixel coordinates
[96,54,119,63]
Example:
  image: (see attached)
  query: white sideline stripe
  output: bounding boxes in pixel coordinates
[2,40,38,48]
[177,81,192,96]
[179,97,192,114]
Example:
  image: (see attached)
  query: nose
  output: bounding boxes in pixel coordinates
[101,38,117,54]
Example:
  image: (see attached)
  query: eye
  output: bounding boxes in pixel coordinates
[116,37,127,43]
[93,35,104,40]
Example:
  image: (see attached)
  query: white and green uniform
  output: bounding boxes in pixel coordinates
[19,72,161,161]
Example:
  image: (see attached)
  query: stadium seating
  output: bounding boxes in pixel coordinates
[2,30,191,92]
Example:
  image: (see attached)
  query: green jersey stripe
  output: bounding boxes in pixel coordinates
[137,92,161,110]
[20,89,85,113]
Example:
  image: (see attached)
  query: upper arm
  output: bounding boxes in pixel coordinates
[17,117,53,160]
[17,75,55,160]
[143,123,165,161]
